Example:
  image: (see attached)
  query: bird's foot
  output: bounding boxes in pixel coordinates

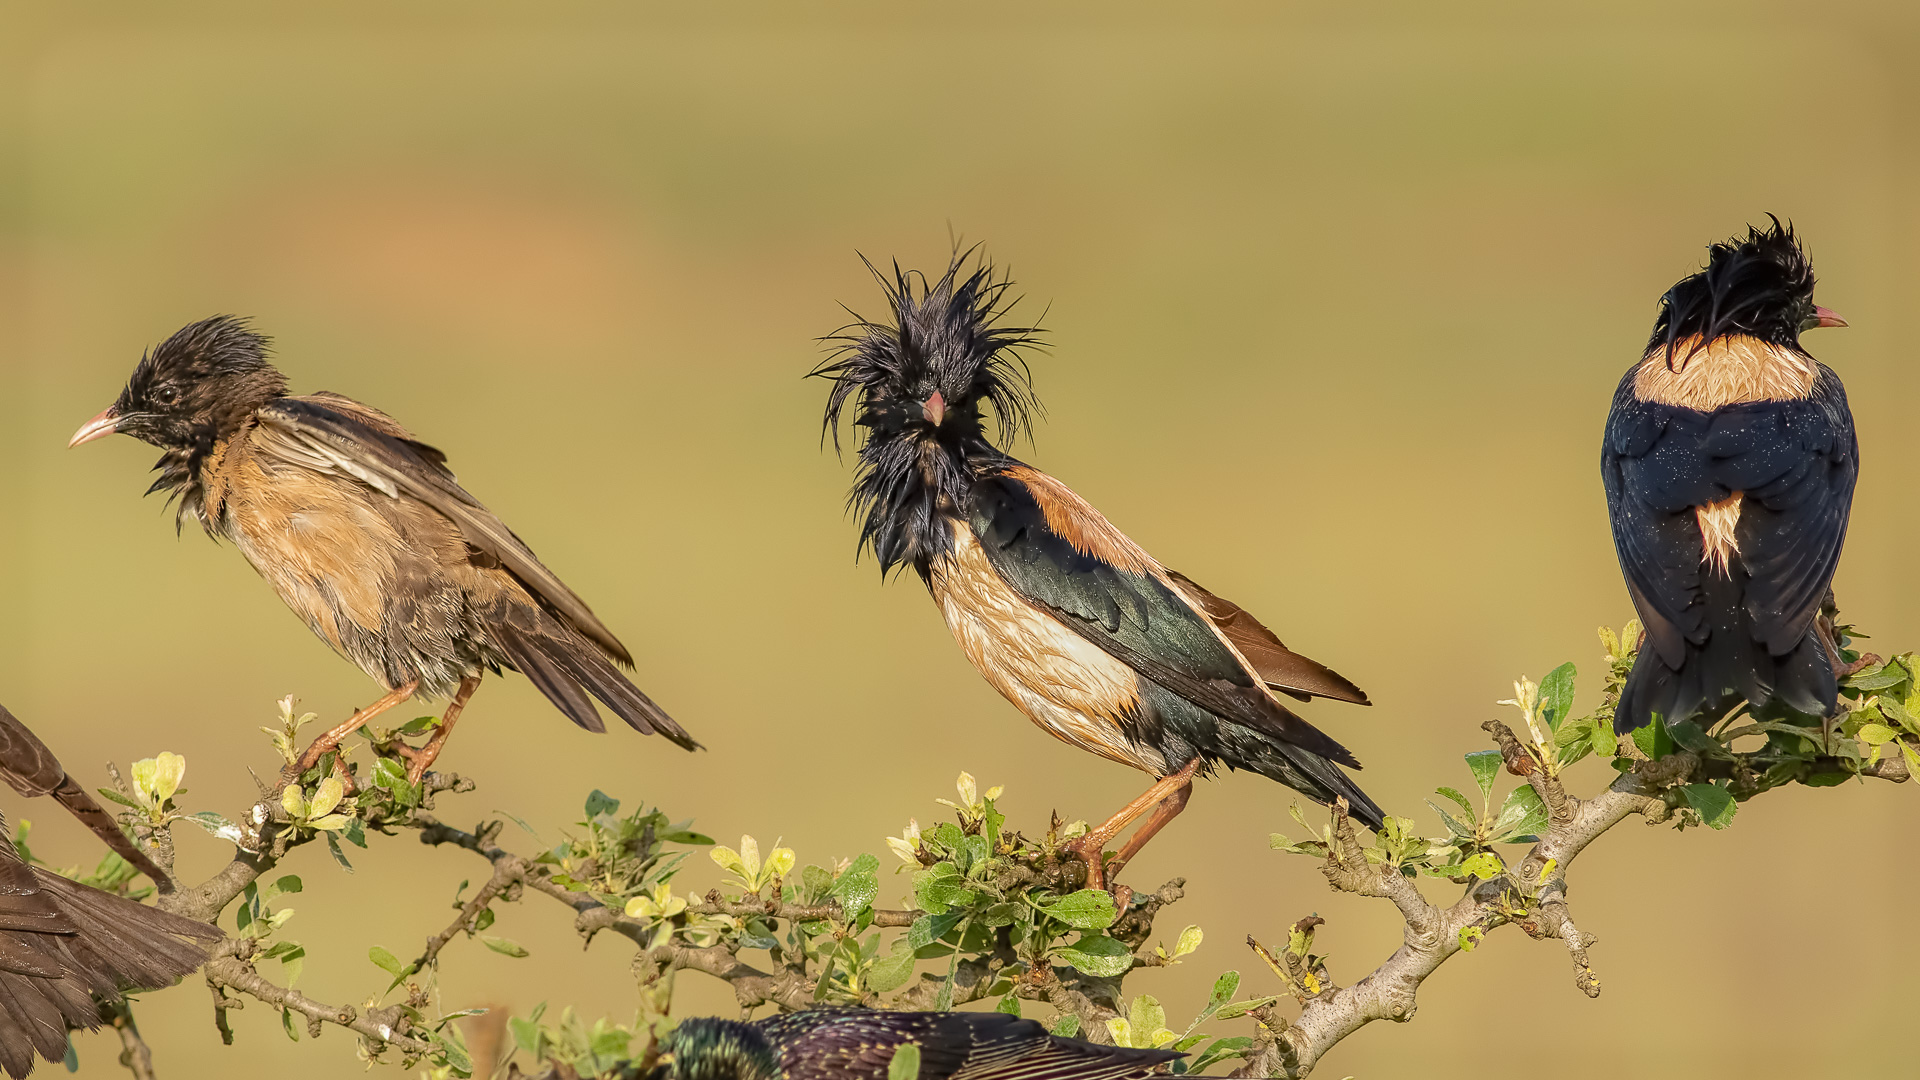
[1061,838,1111,893]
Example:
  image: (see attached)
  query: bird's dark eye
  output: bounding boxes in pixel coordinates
[151,385,179,406]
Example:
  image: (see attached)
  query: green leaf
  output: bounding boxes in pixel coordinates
[281,1006,300,1042]
[1209,970,1241,1008]
[1490,785,1548,842]
[509,1015,544,1058]
[832,854,881,919]
[583,790,620,819]
[1681,784,1737,829]
[323,832,354,873]
[1049,1014,1080,1038]
[1539,662,1577,732]
[908,911,964,953]
[1056,934,1134,977]
[1464,751,1501,802]
[887,1043,922,1080]
[1457,925,1483,952]
[1632,717,1675,760]
[1459,852,1503,880]
[1035,889,1118,930]
[94,789,145,811]
[481,936,530,958]
[866,939,916,993]
[996,994,1021,1016]
[397,715,439,735]
[437,1023,474,1074]
[1433,787,1477,819]
[1172,924,1203,958]
[369,946,409,977]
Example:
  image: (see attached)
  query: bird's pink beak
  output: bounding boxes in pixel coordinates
[922,391,946,427]
[68,406,121,448]
[1812,306,1848,328]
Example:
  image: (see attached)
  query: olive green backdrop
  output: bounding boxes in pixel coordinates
[2,2,1916,1078]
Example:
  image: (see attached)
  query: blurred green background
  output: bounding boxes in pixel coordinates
[3,2,1917,1077]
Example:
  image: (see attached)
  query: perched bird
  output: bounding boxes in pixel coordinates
[70,318,696,780]
[0,711,218,1080]
[0,705,172,893]
[1603,218,1856,735]
[816,255,1381,892]
[650,1009,1182,1080]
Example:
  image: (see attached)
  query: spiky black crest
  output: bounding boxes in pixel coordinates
[811,251,1044,580]
[109,315,288,531]
[1651,215,1821,363]
[655,1018,779,1080]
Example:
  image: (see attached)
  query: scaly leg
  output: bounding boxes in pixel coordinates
[292,681,420,775]
[405,676,482,783]
[1063,757,1202,892]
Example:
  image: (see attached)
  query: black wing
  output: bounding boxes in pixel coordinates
[967,471,1360,768]
[254,395,632,664]
[0,706,174,892]
[1603,368,1857,660]
[762,1009,1181,1080]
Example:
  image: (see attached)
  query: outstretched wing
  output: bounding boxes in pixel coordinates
[966,465,1361,768]
[253,394,632,664]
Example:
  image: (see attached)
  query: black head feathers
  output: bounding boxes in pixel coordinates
[813,251,1044,579]
[111,315,287,451]
[815,252,1042,453]
[1650,216,1830,362]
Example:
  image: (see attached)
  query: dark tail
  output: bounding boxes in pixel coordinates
[0,850,216,1078]
[1615,571,1837,735]
[489,608,699,751]
[1219,723,1387,831]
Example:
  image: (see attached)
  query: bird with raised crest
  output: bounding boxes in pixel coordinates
[0,704,219,1079]
[69,318,697,782]
[649,1009,1182,1080]
[1603,217,1857,736]
[814,252,1383,896]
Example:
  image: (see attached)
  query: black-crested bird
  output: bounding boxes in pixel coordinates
[69,318,696,780]
[1603,218,1856,735]
[0,708,218,1079]
[651,1010,1182,1080]
[815,255,1382,893]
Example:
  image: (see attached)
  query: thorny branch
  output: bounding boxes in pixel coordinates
[1231,721,1910,1078]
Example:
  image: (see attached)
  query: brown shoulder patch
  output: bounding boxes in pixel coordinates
[1001,466,1156,576]
[1634,334,1817,410]
[1165,570,1370,704]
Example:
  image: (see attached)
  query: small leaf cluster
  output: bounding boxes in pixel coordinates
[1107,974,1262,1075]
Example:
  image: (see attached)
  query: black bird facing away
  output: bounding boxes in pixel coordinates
[1603,217,1856,735]
[0,708,218,1079]
[0,705,172,893]
[69,317,696,782]
[650,1010,1183,1080]
[816,253,1383,894]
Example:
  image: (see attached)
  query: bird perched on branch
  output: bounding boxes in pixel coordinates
[1603,218,1856,735]
[650,1009,1183,1080]
[815,254,1382,893]
[70,318,696,780]
[0,709,218,1079]
[0,705,173,893]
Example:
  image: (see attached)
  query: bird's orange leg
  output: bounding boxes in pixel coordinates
[1105,777,1194,883]
[405,676,481,784]
[293,680,420,774]
[1063,757,1202,892]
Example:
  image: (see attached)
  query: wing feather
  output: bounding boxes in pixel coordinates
[253,395,632,664]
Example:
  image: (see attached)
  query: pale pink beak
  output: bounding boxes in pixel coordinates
[1812,305,1848,328]
[68,406,121,448]
[922,391,946,427]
